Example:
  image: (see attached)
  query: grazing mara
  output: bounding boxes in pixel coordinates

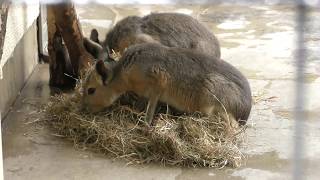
[82,43,252,126]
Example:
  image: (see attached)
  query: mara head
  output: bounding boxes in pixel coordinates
[81,60,120,113]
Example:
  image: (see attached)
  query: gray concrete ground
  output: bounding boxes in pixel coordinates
[3,4,320,180]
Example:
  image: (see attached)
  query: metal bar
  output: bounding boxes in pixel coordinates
[293,0,308,179]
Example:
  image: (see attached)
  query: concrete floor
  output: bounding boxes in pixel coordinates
[2,4,320,180]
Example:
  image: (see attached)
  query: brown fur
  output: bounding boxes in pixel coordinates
[98,13,220,61]
[82,43,252,125]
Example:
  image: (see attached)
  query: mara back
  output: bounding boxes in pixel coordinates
[116,44,251,124]
[104,13,221,59]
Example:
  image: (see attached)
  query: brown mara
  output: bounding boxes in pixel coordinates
[81,43,252,126]
[83,12,221,62]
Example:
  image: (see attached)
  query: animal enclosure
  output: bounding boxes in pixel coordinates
[1,1,319,180]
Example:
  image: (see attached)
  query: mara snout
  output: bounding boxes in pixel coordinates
[82,43,252,126]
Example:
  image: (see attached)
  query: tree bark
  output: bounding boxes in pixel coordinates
[47,2,94,88]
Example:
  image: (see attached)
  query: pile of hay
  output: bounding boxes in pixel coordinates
[44,87,246,168]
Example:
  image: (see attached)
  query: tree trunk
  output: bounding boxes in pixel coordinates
[47,2,94,88]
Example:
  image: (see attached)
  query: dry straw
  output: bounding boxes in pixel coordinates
[44,84,247,168]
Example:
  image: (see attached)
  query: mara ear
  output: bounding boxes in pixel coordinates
[90,28,100,44]
[95,60,112,85]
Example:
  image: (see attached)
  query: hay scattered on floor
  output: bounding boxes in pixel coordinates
[44,88,247,168]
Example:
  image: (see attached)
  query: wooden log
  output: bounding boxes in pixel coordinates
[47,2,95,88]
[47,5,74,88]
[52,2,94,75]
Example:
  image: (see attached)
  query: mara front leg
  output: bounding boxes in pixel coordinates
[145,94,160,126]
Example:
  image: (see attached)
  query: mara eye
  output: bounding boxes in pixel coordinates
[87,88,96,95]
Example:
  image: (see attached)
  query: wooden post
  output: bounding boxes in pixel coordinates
[47,2,94,88]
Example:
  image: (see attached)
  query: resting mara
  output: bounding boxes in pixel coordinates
[84,13,221,62]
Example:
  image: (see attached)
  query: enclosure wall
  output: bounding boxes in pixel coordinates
[0,4,39,119]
